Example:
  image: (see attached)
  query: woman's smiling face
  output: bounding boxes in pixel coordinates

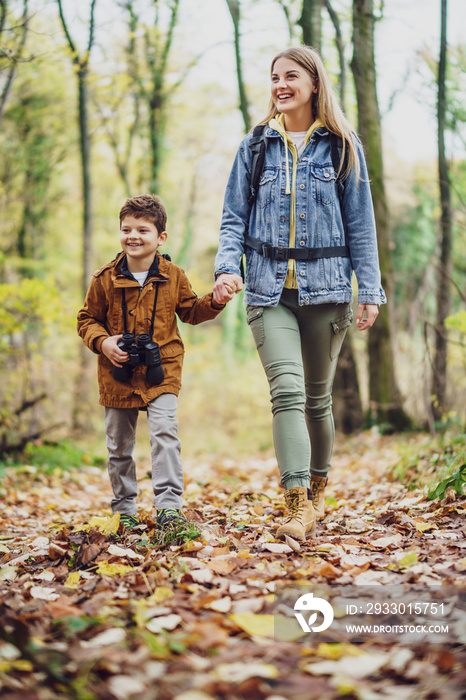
[271,56,317,125]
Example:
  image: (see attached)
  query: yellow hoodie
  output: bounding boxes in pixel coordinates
[268,113,324,288]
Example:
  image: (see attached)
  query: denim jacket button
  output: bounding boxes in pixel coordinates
[300,184,305,190]
[300,241,305,246]
[325,170,330,178]
[300,271,305,277]
[300,213,305,219]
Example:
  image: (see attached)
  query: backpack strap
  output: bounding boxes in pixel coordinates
[248,125,268,208]
[330,133,350,252]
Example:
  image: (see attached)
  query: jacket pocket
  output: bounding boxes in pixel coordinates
[311,164,335,206]
[246,305,265,349]
[330,309,353,360]
[257,168,279,209]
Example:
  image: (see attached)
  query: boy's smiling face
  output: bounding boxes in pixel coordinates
[120,215,167,272]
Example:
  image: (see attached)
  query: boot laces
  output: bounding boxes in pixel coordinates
[284,489,304,520]
[311,478,326,505]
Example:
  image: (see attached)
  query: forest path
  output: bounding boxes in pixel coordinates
[0,432,465,699]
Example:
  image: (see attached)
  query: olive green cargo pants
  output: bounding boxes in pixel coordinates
[246,289,352,490]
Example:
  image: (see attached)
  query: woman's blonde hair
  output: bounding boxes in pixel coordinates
[259,45,359,181]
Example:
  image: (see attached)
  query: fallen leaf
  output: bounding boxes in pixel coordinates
[81,628,126,648]
[371,533,403,548]
[108,676,145,699]
[207,596,232,613]
[345,518,369,533]
[146,614,182,633]
[212,662,279,683]
[263,542,293,554]
[207,559,236,575]
[30,586,59,601]
[63,571,81,589]
[97,561,133,577]
[108,544,144,560]
[284,535,301,551]
[302,653,387,678]
[190,568,214,584]
[229,613,275,638]
[146,587,174,604]
[397,551,419,570]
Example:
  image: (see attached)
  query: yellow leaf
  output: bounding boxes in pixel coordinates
[64,572,80,589]
[229,612,275,638]
[398,551,419,569]
[183,540,203,552]
[97,513,121,536]
[229,612,303,641]
[97,561,133,577]
[237,549,254,559]
[315,642,363,660]
[146,587,174,604]
[412,519,437,532]
[0,544,9,553]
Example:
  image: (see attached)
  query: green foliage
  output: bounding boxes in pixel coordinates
[0,277,71,457]
[151,521,201,548]
[0,278,64,344]
[446,310,466,334]
[0,440,102,473]
[391,433,466,498]
[428,463,466,500]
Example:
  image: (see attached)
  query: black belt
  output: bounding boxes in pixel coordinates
[244,235,350,262]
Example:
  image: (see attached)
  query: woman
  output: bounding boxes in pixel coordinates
[213,46,386,541]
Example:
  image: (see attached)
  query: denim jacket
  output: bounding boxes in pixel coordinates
[214,123,387,307]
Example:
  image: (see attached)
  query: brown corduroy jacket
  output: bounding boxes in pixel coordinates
[77,252,224,408]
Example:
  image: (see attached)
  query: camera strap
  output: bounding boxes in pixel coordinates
[121,282,160,337]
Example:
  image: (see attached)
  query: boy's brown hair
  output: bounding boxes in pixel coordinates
[119,194,167,233]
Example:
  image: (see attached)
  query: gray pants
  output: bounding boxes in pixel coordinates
[104,393,183,514]
[247,289,352,490]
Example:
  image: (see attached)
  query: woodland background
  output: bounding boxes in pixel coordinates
[0,0,465,465]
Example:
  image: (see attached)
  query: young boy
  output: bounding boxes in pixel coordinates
[77,194,232,529]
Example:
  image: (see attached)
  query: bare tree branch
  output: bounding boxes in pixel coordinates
[56,0,77,60]
[0,0,29,124]
[324,0,345,107]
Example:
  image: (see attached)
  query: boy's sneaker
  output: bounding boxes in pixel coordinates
[120,513,139,530]
[157,508,187,529]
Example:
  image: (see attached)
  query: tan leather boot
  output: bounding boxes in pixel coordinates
[276,486,316,541]
[310,475,328,520]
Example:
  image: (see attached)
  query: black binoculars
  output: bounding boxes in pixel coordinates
[113,332,164,385]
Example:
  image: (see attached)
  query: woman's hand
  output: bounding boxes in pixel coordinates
[356,303,379,331]
[213,273,243,305]
[101,335,129,367]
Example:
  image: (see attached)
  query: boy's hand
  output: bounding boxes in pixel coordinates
[213,273,242,305]
[101,335,129,367]
[356,304,379,331]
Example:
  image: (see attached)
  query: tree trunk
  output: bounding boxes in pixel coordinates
[298,0,324,52]
[351,0,411,431]
[225,0,251,133]
[324,0,346,106]
[78,66,93,297]
[57,0,97,431]
[332,336,364,433]
[432,0,452,422]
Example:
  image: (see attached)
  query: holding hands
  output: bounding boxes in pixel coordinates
[213,273,243,305]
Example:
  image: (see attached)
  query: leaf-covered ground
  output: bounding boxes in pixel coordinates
[1,432,465,700]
